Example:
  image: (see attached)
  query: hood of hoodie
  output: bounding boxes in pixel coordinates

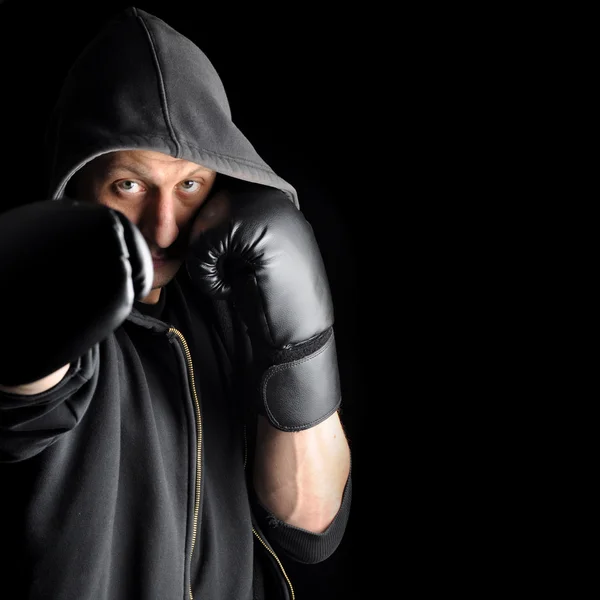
[45,6,299,207]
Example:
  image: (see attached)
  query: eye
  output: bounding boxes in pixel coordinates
[116,180,142,193]
[180,180,202,192]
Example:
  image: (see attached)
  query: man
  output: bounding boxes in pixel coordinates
[0,6,351,600]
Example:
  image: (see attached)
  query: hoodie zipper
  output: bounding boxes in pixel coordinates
[171,327,295,600]
[169,327,202,600]
[242,428,295,599]
[252,527,295,599]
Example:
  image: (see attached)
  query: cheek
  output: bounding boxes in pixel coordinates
[96,196,140,226]
[176,201,202,229]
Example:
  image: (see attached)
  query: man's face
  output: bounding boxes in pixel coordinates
[74,149,217,303]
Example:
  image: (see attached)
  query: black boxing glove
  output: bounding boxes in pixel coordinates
[0,199,153,386]
[186,184,341,432]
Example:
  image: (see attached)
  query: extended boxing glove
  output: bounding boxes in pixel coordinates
[187,183,341,432]
[0,198,153,386]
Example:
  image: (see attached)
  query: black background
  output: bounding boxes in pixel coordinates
[0,1,378,598]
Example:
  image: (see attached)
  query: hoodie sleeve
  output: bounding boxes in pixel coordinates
[0,345,98,462]
[251,467,352,564]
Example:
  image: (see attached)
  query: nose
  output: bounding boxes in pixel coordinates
[138,189,180,252]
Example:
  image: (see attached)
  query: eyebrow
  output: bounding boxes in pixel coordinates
[105,163,214,179]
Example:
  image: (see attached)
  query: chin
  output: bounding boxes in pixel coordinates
[153,261,182,289]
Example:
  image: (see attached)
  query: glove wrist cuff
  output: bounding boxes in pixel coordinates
[258,329,342,431]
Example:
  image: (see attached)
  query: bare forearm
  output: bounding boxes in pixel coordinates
[253,411,351,533]
[0,364,70,396]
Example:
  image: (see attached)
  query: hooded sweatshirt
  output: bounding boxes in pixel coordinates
[0,6,351,600]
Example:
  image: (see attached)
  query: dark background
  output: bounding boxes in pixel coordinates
[0,1,376,598]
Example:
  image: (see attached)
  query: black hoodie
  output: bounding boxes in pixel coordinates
[0,7,351,600]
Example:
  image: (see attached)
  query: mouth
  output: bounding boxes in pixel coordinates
[151,255,168,267]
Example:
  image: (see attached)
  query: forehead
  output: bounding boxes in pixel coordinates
[84,150,215,180]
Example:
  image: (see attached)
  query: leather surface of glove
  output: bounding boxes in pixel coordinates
[187,184,342,431]
[0,199,153,386]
